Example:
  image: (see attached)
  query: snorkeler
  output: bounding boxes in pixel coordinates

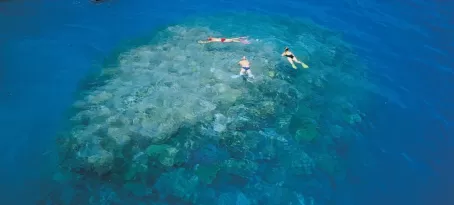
[238,56,254,78]
[231,56,254,80]
[281,47,309,69]
[198,36,250,44]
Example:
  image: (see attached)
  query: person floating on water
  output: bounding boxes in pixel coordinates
[238,56,254,79]
[231,56,254,80]
[198,36,250,44]
[281,47,309,69]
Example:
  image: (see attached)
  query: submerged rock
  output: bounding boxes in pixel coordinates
[191,144,229,165]
[218,191,251,205]
[194,164,220,185]
[213,113,228,133]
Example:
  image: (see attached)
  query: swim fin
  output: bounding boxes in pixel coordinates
[301,63,309,69]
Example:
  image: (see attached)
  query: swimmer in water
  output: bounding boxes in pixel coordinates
[281,47,309,69]
[238,56,254,78]
[198,36,249,44]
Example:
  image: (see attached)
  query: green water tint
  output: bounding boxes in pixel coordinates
[53,13,373,204]
[195,164,220,184]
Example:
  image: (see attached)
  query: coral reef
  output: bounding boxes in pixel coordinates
[50,13,373,205]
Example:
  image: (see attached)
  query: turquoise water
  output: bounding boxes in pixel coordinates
[1,1,452,205]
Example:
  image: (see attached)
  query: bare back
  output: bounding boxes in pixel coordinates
[283,51,294,57]
[239,60,250,67]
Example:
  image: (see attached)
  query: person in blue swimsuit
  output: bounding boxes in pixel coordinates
[238,56,254,78]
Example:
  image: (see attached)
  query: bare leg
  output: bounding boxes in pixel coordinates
[287,57,297,69]
[292,57,309,69]
[231,68,244,79]
[293,57,302,64]
[232,37,244,42]
[239,68,246,76]
[246,70,254,78]
[223,38,241,43]
[198,40,211,44]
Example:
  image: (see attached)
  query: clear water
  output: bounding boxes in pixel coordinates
[1,1,452,205]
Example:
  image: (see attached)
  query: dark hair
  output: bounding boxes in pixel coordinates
[285,47,289,51]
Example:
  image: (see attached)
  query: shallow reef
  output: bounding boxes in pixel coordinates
[43,13,373,205]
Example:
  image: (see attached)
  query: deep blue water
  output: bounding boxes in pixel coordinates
[1,0,453,205]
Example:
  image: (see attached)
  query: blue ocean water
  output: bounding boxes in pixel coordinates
[0,0,452,205]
